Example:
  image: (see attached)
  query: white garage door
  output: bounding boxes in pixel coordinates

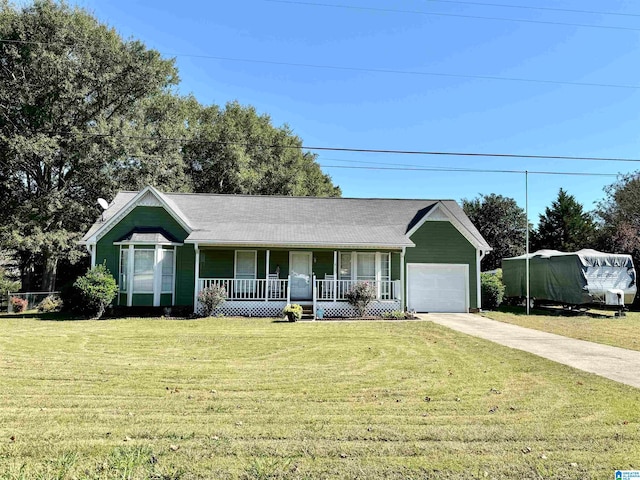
[407,263,469,313]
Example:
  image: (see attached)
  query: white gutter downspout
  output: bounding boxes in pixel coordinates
[477,248,487,311]
[400,247,406,311]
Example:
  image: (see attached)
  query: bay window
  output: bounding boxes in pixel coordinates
[119,245,176,306]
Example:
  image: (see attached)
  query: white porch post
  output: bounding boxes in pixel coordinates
[127,244,134,307]
[312,274,317,320]
[400,247,405,311]
[90,244,96,268]
[287,274,291,304]
[375,252,382,299]
[193,243,200,313]
[333,250,337,302]
[265,249,270,302]
[153,245,162,307]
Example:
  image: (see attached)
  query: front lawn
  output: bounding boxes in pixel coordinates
[483,308,640,352]
[0,316,638,479]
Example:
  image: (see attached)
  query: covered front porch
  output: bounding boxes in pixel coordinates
[194,247,404,318]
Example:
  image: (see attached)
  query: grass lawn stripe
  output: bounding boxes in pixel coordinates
[0,316,638,479]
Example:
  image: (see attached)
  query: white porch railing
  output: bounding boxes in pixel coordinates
[198,278,400,302]
[315,279,400,301]
[199,278,289,301]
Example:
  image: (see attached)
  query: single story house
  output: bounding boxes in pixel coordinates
[80,186,491,316]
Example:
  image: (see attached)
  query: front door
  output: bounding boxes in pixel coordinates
[290,252,312,300]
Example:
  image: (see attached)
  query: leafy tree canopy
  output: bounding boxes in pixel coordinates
[532,188,597,252]
[462,193,527,271]
[596,172,640,256]
[0,1,340,291]
[184,101,340,197]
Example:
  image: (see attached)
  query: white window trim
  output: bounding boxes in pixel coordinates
[234,250,258,279]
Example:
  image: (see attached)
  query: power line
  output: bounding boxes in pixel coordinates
[264,0,640,33]
[2,38,638,90]
[423,0,640,19]
[317,161,619,177]
[46,130,640,163]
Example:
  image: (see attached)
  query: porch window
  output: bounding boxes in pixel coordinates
[235,250,257,279]
[356,253,376,281]
[339,252,352,280]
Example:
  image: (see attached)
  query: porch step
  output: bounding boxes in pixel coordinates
[300,304,315,321]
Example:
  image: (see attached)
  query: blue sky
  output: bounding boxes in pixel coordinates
[73,0,640,224]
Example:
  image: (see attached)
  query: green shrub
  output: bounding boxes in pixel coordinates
[37,294,63,313]
[282,304,302,322]
[481,270,505,310]
[74,264,118,319]
[197,285,227,316]
[382,310,406,319]
[345,281,377,317]
[10,296,27,313]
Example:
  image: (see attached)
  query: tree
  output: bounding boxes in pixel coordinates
[596,172,640,306]
[0,0,180,291]
[183,101,341,197]
[0,1,342,293]
[596,172,640,257]
[532,188,597,252]
[462,194,527,271]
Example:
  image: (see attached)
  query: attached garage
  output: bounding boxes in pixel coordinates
[406,263,469,313]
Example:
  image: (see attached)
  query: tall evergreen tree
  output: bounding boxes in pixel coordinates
[532,189,597,252]
[462,194,527,271]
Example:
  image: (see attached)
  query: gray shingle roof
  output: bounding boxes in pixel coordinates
[83,190,491,250]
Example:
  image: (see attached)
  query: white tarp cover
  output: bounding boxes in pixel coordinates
[502,249,637,305]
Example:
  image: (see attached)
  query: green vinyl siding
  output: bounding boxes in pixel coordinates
[160,293,173,307]
[200,249,234,278]
[391,252,401,281]
[406,221,478,309]
[312,251,334,279]
[175,244,195,306]
[132,294,153,307]
[95,206,193,307]
[269,250,289,278]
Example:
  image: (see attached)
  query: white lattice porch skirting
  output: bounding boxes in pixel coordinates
[315,300,401,318]
[198,300,401,318]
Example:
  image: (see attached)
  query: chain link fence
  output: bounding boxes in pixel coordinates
[6,292,60,313]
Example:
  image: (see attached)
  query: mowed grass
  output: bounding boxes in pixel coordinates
[0,316,638,479]
[483,308,640,352]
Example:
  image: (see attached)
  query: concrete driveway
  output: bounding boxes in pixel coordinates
[421,313,640,389]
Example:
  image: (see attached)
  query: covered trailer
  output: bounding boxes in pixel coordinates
[502,249,637,306]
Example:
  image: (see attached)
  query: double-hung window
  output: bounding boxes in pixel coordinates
[133,249,155,293]
[356,253,376,282]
